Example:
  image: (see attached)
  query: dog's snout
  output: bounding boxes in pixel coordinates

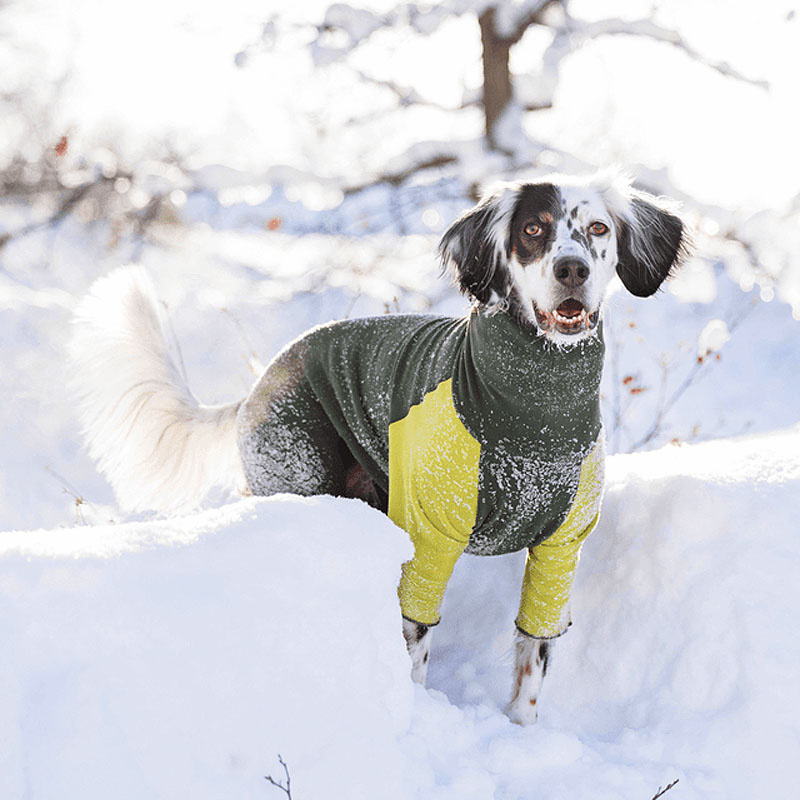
[553,258,590,289]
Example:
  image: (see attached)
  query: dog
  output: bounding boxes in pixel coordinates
[70,171,687,725]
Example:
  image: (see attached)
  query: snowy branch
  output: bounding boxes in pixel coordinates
[348,67,459,110]
[312,0,563,64]
[0,175,107,248]
[0,172,168,255]
[343,151,459,195]
[312,1,457,66]
[497,0,562,44]
[561,15,769,89]
[309,0,767,90]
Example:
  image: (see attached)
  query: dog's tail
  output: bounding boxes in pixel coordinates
[69,266,246,514]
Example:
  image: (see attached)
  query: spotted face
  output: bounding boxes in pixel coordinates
[507,184,619,341]
[439,172,688,346]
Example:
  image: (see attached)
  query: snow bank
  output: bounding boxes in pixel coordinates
[432,425,800,799]
[2,427,799,799]
[0,496,414,800]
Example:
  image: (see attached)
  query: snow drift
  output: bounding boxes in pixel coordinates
[2,427,799,799]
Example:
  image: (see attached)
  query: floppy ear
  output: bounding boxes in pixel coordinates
[438,192,514,305]
[616,195,688,297]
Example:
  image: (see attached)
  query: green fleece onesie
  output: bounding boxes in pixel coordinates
[244,309,605,638]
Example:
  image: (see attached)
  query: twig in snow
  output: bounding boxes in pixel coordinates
[629,295,758,451]
[264,754,293,798]
[343,288,363,319]
[44,466,96,525]
[221,307,265,378]
[651,778,679,799]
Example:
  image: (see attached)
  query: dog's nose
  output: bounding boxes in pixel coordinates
[553,257,590,289]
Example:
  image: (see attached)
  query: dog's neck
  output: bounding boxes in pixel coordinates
[452,308,604,446]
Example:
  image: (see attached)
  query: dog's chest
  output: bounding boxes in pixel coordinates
[385,312,604,556]
[453,313,603,553]
[466,435,591,554]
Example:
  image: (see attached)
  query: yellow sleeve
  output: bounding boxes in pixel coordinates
[388,379,481,626]
[516,432,605,638]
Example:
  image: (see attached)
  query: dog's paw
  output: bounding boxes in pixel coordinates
[506,696,539,726]
[402,617,432,685]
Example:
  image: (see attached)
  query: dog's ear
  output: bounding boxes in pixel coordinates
[439,191,514,305]
[616,195,688,297]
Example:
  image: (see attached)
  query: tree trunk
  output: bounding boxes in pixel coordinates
[479,7,512,151]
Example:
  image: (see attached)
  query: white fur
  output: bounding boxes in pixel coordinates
[486,185,519,262]
[402,618,433,685]
[507,182,622,344]
[507,631,552,725]
[439,170,673,347]
[69,267,245,514]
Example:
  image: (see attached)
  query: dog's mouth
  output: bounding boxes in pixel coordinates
[533,299,599,337]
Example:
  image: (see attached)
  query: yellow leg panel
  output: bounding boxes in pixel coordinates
[389,379,481,625]
[516,432,605,638]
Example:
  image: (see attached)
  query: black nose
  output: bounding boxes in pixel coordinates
[553,257,590,289]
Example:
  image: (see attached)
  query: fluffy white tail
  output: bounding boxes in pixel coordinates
[70,266,245,514]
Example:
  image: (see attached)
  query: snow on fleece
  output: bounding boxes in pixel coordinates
[1,427,799,799]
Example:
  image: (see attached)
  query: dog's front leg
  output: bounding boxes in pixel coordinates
[402,618,433,685]
[507,631,553,725]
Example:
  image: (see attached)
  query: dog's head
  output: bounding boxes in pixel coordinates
[440,172,689,344]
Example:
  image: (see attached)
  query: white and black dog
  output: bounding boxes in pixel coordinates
[71,171,687,725]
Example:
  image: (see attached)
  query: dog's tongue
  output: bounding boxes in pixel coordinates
[556,299,584,319]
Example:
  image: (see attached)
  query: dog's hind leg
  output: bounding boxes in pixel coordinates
[402,618,433,685]
[507,633,553,725]
[343,461,384,510]
[237,341,349,498]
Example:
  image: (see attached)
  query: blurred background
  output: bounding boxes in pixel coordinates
[1,0,798,530]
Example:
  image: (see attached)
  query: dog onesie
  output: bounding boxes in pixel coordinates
[238,308,605,638]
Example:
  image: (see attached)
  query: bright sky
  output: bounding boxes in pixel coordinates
[2,0,798,210]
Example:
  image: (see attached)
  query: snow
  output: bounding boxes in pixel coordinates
[3,195,795,799]
[3,430,799,798]
[696,318,730,358]
[0,496,414,800]
[2,0,800,795]
[2,113,799,800]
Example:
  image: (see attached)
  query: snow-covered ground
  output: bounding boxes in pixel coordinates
[2,2,799,795]
[3,428,798,799]
[2,204,799,798]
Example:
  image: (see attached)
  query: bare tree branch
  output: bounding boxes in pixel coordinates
[343,152,458,196]
[506,0,563,45]
[264,754,293,799]
[0,176,106,249]
[651,778,680,799]
[629,294,758,451]
[348,67,442,109]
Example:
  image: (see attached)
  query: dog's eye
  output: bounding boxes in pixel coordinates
[523,222,543,237]
[589,221,609,236]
